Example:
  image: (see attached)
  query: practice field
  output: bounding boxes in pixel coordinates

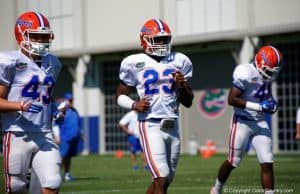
[0,154,299,194]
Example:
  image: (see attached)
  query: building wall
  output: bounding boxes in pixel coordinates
[1,0,299,53]
[0,0,299,153]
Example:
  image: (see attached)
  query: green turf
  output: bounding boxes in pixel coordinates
[1,154,299,194]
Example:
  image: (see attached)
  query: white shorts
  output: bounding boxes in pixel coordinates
[3,131,62,193]
[227,115,273,167]
[138,118,180,181]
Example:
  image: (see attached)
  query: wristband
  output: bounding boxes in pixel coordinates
[117,95,135,109]
[245,101,261,111]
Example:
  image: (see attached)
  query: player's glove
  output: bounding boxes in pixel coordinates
[260,99,278,113]
[21,101,43,113]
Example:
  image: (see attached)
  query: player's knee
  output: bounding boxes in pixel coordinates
[228,156,242,167]
[152,167,171,184]
[8,176,27,194]
[40,174,62,190]
[258,153,273,164]
[156,163,170,179]
[227,149,243,167]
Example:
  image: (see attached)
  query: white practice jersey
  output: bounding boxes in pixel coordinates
[232,63,272,120]
[119,110,139,138]
[119,52,193,121]
[0,50,62,132]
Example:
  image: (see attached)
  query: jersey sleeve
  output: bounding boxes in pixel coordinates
[232,65,249,91]
[176,53,193,82]
[182,55,193,82]
[54,58,62,80]
[297,108,300,124]
[0,53,16,87]
[49,54,62,80]
[119,56,137,86]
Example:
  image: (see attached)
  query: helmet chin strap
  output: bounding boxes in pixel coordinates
[20,46,42,66]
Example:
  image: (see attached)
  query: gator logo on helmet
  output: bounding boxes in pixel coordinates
[16,19,32,28]
[141,26,152,34]
[198,88,226,119]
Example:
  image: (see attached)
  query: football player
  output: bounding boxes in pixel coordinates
[115,19,194,194]
[1,12,62,194]
[210,46,283,194]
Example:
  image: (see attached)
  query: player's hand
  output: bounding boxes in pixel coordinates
[133,97,150,112]
[295,134,300,141]
[260,99,278,113]
[172,71,186,89]
[20,100,43,113]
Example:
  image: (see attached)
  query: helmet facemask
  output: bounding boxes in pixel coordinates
[20,27,53,56]
[143,35,171,57]
[255,56,282,81]
[258,64,281,81]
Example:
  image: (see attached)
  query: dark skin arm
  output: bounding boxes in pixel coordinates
[172,71,194,108]
[296,123,300,140]
[115,82,150,112]
[227,86,246,108]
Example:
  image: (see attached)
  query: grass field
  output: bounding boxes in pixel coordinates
[1,154,299,194]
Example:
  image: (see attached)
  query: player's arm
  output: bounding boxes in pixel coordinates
[296,110,300,140]
[228,86,246,108]
[172,71,193,108]
[296,122,300,140]
[228,86,277,113]
[115,82,150,112]
[0,85,22,112]
[0,84,42,113]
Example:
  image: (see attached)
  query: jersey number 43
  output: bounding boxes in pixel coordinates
[22,75,55,104]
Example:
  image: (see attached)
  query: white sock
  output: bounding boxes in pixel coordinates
[265,190,274,194]
[214,179,223,194]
